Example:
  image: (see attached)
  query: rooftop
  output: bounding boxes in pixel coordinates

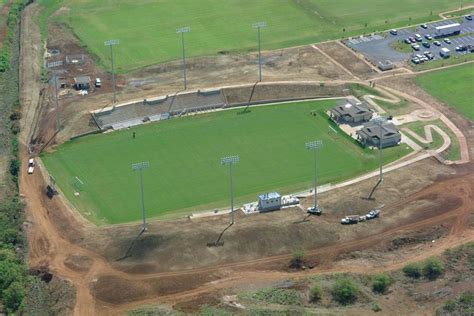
[74,76,91,84]
[259,192,281,200]
[331,99,372,117]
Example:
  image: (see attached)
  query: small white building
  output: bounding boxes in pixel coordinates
[258,192,281,212]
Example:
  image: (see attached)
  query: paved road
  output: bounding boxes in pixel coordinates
[344,18,474,64]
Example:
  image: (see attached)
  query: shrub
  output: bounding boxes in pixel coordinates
[290,249,305,269]
[371,274,392,294]
[422,257,444,280]
[9,159,20,177]
[309,284,322,302]
[331,278,358,305]
[243,288,302,306]
[403,262,422,279]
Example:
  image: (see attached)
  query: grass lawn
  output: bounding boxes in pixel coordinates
[42,100,411,225]
[38,0,471,72]
[402,119,461,161]
[416,63,474,120]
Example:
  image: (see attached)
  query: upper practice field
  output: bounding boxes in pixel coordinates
[416,63,474,121]
[41,0,472,72]
[42,100,411,225]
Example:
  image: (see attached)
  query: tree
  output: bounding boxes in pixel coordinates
[3,281,25,312]
[331,278,358,305]
[403,262,422,279]
[371,274,392,294]
[422,257,444,280]
[309,284,322,302]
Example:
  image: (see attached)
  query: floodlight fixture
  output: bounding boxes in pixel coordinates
[132,161,150,230]
[221,155,240,224]
[305,140,323,211]
[176,27,191,90]
[252,21,267,82]
[104,39,120,103]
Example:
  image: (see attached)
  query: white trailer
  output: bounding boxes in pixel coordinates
[434,23,461,38]
[440,47,451,58]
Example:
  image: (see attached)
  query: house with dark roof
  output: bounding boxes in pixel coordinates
[356,121,401,148]
[74,76,91,90]
[329,99,373,123]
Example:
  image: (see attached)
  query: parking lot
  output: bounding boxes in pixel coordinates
[344,18,474,65]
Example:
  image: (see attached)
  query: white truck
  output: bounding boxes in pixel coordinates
[440,47,451,58]
[434,23,461,38]
[27,158,35,174]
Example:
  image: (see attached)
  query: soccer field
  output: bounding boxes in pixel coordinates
[40,0,470,72]
[416,63,474,121]
[42,100,411,225]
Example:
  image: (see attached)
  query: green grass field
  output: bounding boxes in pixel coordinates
[42,100,411,225]
[416,63,474,121]
[39,0,471,72]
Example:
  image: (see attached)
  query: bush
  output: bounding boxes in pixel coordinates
[9,159,20,177]
[422,257,444,280]
[331,278,358,305]
[242,288,302,306]
[309,284,322,302]
[290,249,305,269]
[371,274,392,294]
[403,262,422,279]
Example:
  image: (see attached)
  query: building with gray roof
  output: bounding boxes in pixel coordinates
[357,121,401,148]
[329,98,373,124]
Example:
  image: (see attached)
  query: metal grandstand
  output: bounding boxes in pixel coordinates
[91,89,226,130]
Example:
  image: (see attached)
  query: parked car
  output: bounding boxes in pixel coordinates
[27,158,35,174]
[444,38,452,44]
[424,34,433,40]
[366,209,380,219]
[390,29,398,35]
[424,51,434,59]
[433,40,441,46]
[456,45,467,51]
[409,37,416,43]
[95,78,102,88]
[420,24,428,29]
[422,41,431,48]
[411,44,421,51]
[341,215,359,225]
[411,57,420,64]
[404,38,411,44]
[414,34,423,42]
[465,15,472,21]
[307,206,322,216]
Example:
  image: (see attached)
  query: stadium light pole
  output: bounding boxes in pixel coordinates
[221,155,239,224]
[252,21,266,82]
[367,117,386,200]
[104,39,120,104]
[176,27,191,90]
[132,161,150,231]
[306,140,323,212]
[47,60,64,132]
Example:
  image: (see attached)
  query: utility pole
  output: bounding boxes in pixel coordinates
[47,60,64,132]
[132,161,150,231]
[367,117,386,200]
[221,155,239,224]
[176,27,191,90]
[252,21,266,82]
[104,39,120,103]
[305,140,323,213]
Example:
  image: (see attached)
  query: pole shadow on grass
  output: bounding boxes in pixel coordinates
[207,223,234,247]
[115,227,146,261]
[293,213,312,224]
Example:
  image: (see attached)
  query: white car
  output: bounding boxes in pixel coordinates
[27,158,35,174]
